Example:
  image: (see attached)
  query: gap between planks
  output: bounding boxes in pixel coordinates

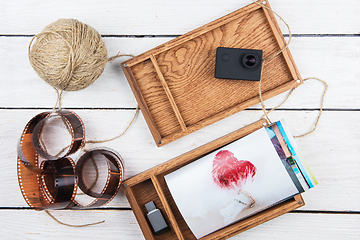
[2,207,360,215]
[2,34,360,38]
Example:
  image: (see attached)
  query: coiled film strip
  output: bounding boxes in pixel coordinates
[17,110,124,209]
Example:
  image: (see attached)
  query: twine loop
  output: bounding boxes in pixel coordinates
[254,0,327,137]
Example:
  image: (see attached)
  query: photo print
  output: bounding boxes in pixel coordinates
[165,126,302,239]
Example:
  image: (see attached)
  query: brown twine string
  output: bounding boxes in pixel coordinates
[293,77,328,138]
[108,53,136,63]
[254,0,327,137]
[45,210,105,227]
[86,105,139,144]
[53,89,63,111]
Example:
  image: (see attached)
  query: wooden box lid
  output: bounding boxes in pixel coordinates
[121,0,302,147]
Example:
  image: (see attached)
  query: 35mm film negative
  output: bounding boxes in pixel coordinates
[17,110,124,210]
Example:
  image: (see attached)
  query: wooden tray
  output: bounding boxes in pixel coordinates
[122,119,305,240]
[121,0,303,147]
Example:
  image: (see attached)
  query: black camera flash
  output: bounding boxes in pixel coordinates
[145,201,169,235]
[215,47,263,81]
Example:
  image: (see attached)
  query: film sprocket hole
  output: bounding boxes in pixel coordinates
[215,47,263,81]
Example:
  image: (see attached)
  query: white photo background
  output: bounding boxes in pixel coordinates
[165,128,300,239]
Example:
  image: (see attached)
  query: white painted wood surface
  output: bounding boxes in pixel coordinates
[1,0,359,239]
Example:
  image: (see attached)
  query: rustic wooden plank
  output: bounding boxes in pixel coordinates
[0,210,359,239]
[0,209,144,239]
[0,37,360,108]
[2,109,360,213]
[1,37,359,109]
[233,212,360,240]
[1,0,359,35]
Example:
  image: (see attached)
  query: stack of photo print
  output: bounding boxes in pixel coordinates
[165,119,317,239]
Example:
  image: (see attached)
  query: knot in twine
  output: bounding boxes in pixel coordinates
[28,18,108,92]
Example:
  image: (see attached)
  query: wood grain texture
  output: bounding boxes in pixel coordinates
[150,55,187,132]
[1,0,359,35]
[1,210,359,240]
[129,59,183,139]
[123,2,302,146]
[2,110,360,212]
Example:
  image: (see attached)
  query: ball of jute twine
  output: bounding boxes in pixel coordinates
[28,18,108,92]
[28,18,134,110]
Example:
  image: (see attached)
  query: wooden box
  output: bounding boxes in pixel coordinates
[122,119,305,240]
[121,0,302,147]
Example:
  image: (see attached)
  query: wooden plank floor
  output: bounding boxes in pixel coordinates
[1,0,359,239]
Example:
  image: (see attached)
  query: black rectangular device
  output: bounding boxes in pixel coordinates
[145,201,169,235]
[215,47,263,81]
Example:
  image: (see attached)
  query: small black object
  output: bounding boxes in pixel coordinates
[215,47,263,81]
[145,201,169,235]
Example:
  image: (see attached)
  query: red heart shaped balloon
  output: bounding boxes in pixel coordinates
[212,150,256,189]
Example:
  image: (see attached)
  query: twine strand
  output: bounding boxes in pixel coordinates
[53,88,63,111]
[254,0,327,138]
[108,53,136,63]
[254,1,292,62]
[86,105,139,144]
[255,0,292,124]
[45,210,105,228]
[260,87,295,118]
[293,77,328,138]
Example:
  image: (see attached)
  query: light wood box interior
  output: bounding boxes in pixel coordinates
[122,119,305,240]
[121,0,302,147]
